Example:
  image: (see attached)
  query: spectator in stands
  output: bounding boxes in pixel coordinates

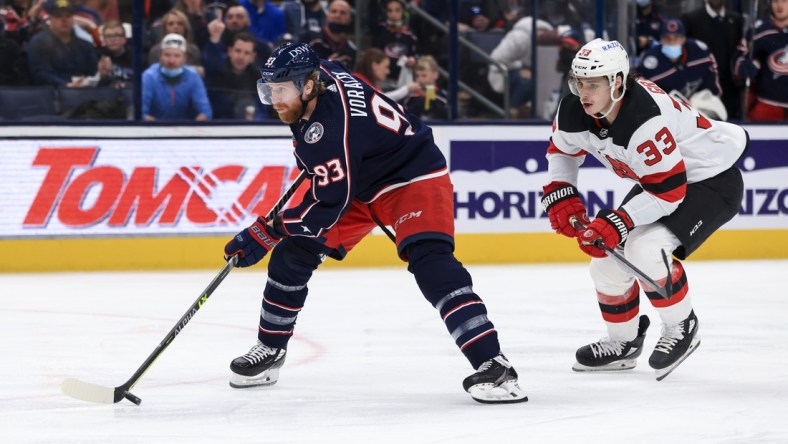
[172,0,210,49]
[484,0,528,31]
[487,16,552,119]
[204,31,262,120]
[1,0,46,46]
[148,9,204,77]
[634,0,665,57]
[97,20,131,87]
[140,0,173,26]
[82,0,118,23]
[0,22,24,85]
[456,0,493,32]
[637,19,726,120]
[204,6,272,68]
[283,0,326,37]
[301,0,356,67]
[353,47,419,101]
[682,0,743,120]
[240,0,285,46]
[372,0,418,87]
[402,55,448,120]
[27,0,99,87]
[734,0,788,121]
[142,32,212,121]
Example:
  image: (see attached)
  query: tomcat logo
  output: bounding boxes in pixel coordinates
[23,147,304,229]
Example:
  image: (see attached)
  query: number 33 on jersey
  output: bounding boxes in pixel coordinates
[548,78,747,227]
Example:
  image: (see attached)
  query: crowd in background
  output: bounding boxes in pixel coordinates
[0,0,785,121]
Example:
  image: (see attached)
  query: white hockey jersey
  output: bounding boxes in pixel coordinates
[547,78,747,227]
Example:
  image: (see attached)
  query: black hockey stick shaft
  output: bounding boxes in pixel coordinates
[112,255,239,404]
[122,170,309,400]
[570,216,672,299]
[92,170,308,405]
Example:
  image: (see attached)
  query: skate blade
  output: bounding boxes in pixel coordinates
[468,381,528,404]
[572,359,637,372]
[229,368,280,389]
[654,337,701,382]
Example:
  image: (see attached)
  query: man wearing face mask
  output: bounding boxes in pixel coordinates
[637,19,722,111]
[300,0,356,68]
[142,33,212,121]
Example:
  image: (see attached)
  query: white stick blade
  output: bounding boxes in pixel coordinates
[61,378,116,404]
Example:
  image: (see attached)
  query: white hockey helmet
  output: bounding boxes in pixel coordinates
[569,38,630,118]
[570,38,630,84]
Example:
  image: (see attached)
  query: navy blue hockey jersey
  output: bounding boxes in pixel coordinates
[734,18,788,106]
[637,38,722,98]
[280,60,448,238]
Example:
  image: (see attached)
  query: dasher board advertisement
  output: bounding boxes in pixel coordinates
[1,139,305,238]
[1,126,785,239]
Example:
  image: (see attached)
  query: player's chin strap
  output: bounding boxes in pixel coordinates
[594,82,627,120]
[570,215,673,299]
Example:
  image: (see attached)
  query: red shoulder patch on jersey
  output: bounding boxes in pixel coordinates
[696,115,712,129]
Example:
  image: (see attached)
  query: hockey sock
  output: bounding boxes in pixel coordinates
[597,282,641,340]
[259,237,329,349]
[406,240,500,369]
[648,260,692,325]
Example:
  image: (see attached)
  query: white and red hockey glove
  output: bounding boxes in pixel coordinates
[542,181,591,238]
[577,209,634,258]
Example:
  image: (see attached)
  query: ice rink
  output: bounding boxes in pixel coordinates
[2,259,787,443]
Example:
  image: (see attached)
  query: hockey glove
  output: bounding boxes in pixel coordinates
[577,209,634,258]
[542,181,590,238]
[224,216,284,267]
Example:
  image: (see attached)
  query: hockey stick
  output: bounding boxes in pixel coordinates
[570,216,673,299]
[61,170,308,405]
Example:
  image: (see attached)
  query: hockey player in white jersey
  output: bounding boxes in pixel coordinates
[541,38,747,380]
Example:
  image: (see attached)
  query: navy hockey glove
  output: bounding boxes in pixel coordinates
[224,217,284,267]
[542,181,590,238]
[736,59,759,81]
[577,209,634,258]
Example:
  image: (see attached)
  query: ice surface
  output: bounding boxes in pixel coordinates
[2,260,786,443]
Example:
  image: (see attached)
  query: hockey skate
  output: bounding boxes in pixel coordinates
[229,341,287,388]
[572,315,650,372]
[649,310,700,381]
[462,354,528,404]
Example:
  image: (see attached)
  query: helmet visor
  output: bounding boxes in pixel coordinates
[256,79,304,105]
[567,73,609,96]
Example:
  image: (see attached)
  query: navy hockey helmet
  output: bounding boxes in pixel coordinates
[257,42,320,105]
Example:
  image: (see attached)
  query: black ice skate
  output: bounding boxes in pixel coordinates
[462,354,528,404]
[229,341,287,388]
[573,315,650,372]
[649,310,700,381]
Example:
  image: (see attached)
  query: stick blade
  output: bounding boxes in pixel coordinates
[61,378,118,404]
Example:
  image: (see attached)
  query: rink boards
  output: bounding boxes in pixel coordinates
[1,124,786,272]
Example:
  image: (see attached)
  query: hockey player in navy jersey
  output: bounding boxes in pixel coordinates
[541,38,747,380]
[637,19,725,119]
[222,42,527,404]
[734,0,788,121]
